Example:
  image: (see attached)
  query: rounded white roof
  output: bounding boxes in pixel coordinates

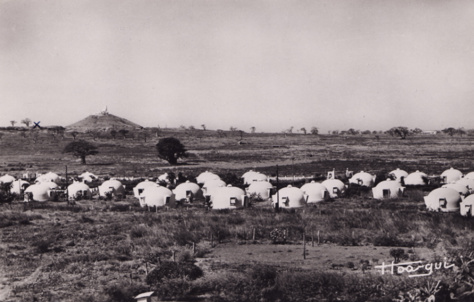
[242,171,268,184]
[79,171,98,182]
[455,178,474,191]
[272,185,306,208]
[404,171,428,186]
[35,172,60,183]
[173,181,202,200]
[388,168,408,180]
[440,167,463,184]
[301,181,328,203]
[464,172,474,180]
[211,186,246,209]
[425,187,461,212]
[247,181,273,200]
[24,184,50,202]
[196,171,221,184]
[375,180,404,190]
[0,174,16,184]
[461,194,474,205]
[68,182,90,191]
[133,180,159,198]
[10,180,30,194]
[140,186,175,207]
[322,179,345,189]
[38,182,59,190]
[349,171,376,187]
[442,183,469,196]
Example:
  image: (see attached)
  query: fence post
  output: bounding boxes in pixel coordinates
[252,227,256,241]
[317,230,320,245]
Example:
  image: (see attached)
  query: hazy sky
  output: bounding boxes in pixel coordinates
[1,0,474,133]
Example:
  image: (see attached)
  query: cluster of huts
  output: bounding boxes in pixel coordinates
[0,167,473,217]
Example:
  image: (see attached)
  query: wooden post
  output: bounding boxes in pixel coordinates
[145,262,148,275]
[252,227,256,241]
[172,250,176,262]
[211,233,214,246]
[317,230,320,245]
[192,242,196,255]
[311,230,314,247]
[129,272,133,285]
[303,232,306,259]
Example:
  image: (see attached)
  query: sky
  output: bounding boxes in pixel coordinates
[1,0,474,133]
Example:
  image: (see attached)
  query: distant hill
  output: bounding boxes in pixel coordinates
[66,112,142,132]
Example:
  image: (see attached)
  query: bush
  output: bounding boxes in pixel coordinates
[146,261,203,286]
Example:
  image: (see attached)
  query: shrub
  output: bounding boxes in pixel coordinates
[270,228,287,244]
[146,261,203,286]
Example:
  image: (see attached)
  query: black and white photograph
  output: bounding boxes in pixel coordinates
[1,0,474,301]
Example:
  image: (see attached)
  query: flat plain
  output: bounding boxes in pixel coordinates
[1,129,473,302]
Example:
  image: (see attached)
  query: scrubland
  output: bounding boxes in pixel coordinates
[0,129,473,301]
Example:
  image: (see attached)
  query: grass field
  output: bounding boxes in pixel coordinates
[0,129,473,301]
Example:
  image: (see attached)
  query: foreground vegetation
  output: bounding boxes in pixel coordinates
[1,129,474,301]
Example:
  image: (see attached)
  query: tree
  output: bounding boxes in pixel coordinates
[457,128,466,137]
[63,140,99,164]
[300,127,307,135]
[21,118,32,127]
[201,124,206,131]
[311,127,319,135]
[442,127,457,136]
[347,128,359,135]
[250,126,256,134]
[411,128,423,135]
[388,126,409,139]
[10,120,16,127]
[156,137,187,165]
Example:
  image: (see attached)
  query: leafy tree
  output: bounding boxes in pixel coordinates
[201,124,206,131]
[347,128,359,135]
[411,128,423,135]
[361,130,371,135]
[156,137,187,165]
[310,127,319,135]
[442,127,457,136]
[229,126,238,132]
[188,125,195,131]
[388,126,409,139]
[63,140,99,164]
[250,126,256,134]
[457,127,466,137]
[10,120,16,127]
[300,127,307,135]
[21,118,32,127]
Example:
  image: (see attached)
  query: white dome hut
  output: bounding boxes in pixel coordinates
[321,179,347,198]
[246,181,274,201]
[272,185,307,209]
[349,171,376,187]
[301,181,329,203]
[67,182,92,200]
[464,172,474,180]
[35,172,60,184]
[10,180,30,195]
[173,181,203,202]
[442,183,470,197]
[133,180,160,198]
[24,183,56,202]
[404,171,428,186]
[211,186,247,210]
[139,186,175,208]
[455,178,474,194]
[440,168,463,184]
[98,179,125,197]
[388,168,408,183]
[0,174,16,184]
[79,171,98,183]
[372,180,405,199]
[196,171,221,185]
[242,170,268,185]
[202,179,226,197]
[460,195,474,217]
[424,187,462,212]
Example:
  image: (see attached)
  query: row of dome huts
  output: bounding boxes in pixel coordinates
[0,168,473,216]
